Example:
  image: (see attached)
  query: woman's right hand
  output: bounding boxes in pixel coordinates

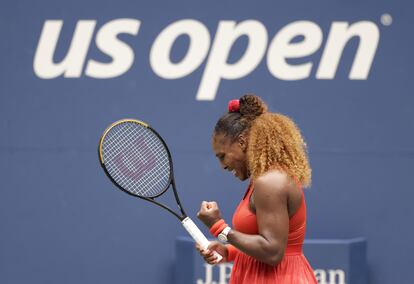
[196,241,228,265]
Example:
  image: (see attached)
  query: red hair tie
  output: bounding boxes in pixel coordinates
[228,99,240,113]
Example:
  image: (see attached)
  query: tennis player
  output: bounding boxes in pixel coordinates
[197,94,317,283]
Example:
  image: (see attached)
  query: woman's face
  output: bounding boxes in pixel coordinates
[211,133,249,181]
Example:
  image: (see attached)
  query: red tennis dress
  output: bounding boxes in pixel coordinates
[226,183,317,284]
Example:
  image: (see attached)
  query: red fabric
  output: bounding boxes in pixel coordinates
[226,244,239,262]
[228,99,240,112]
[209,219,228,237]
[209,219,225,235]
[229,183,317,284]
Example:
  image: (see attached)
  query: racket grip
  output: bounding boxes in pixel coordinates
[181,217,223,263]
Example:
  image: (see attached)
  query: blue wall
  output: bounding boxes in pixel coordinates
[1,0,413,283]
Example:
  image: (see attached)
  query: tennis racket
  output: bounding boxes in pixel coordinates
[98,119,222,261]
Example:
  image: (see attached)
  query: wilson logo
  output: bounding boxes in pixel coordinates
[34,19,380,101]
[114,139,155,182]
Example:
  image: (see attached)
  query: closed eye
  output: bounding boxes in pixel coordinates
[216,153,225,161]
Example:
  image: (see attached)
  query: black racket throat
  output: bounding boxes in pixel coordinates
[145,180,188,221]
[116,175,188,221]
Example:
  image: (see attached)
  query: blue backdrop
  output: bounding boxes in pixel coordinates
[1,0,413,283]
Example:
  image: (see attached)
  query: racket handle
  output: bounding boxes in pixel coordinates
[181,217,223,263]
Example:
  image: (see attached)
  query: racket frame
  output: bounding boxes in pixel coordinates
[98,119,187,221]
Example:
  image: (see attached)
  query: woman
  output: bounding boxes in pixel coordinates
[197,94,317,283]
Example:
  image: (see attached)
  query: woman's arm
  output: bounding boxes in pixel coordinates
[228,172,290,265]
[198,171,291,266]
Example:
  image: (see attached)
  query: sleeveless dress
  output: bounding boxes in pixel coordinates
[226,183,317,284]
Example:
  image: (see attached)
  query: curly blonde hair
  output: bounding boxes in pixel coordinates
[214,94,311,187]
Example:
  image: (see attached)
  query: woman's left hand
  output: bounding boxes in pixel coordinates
[197,201,223,228]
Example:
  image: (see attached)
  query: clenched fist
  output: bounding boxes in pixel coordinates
[197,201,223,228]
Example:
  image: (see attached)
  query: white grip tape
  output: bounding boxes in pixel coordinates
[182,217,223,262]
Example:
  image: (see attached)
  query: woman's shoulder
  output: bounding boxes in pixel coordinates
[252,170,301,214]
[252,169,294,201]
[254,169,291,190]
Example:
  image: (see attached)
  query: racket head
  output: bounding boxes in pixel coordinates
[98,119,173,199]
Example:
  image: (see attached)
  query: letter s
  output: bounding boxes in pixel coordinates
[85,19,140,78]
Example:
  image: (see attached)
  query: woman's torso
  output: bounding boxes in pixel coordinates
[230,180,317,284]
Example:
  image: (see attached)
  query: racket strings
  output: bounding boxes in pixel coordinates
[104,125,168,196]
[102,122,171,197]
[111,126,169,195]
[107,126,165,189]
